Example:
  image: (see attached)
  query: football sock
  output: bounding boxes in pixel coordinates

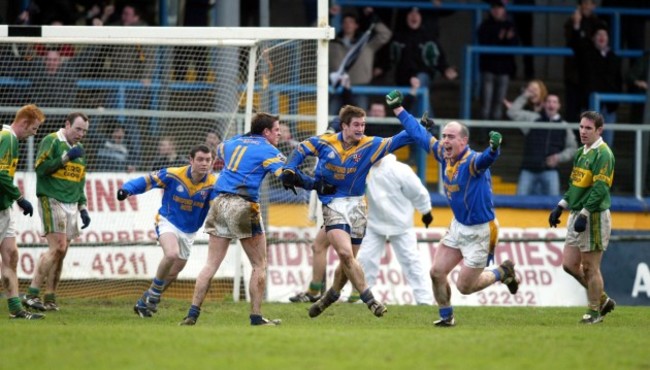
[359,288,374,304]
[188,305,201,319]
[27,287,40,297]
[150,278,165,295]
[439,306,454,319]
[8,297,22,313]
[490,268,502,281]
[44,293,56,303]
[586,308,600,318]
[307,281,323,296]
[600,292,608,305]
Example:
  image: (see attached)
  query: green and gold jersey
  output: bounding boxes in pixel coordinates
[563,139,614,213]
[35,129,87,206]
[0,124,21,211]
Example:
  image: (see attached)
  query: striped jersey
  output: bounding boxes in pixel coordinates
[35,129,87,205]
[397,110,499,226]
[284,130,414,205]
[122,166,217,233]
[563,138,614,212]
[0,125,21,211]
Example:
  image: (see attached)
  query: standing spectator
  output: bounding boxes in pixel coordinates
[514,94,578,196]
[390,7,457,117]
[477,0,519,121]
[94,124,129,172]
[356,154,434,305]
[282,105,417,319]
[387,90,518,327]
[100,4,155,171]
[626,50,650,123]
[329,10,392,113]
[22,112,90,313]
[118,145,217,318]
[151,136,187,171]
[504,79,548,119]
[510,0,536,79]
[179,113,326,326]
[548,111,616,324]
[0,105,45,320]
[32,50,76,109]
[563,0,602,123]
[570,23,622,147]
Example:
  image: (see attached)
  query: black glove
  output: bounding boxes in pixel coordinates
[66,146,85,161]
[314,179,336,195]
[281,169,298,195]
[16,197,33,217]
[80,209,91,229]
[420,111,435,130]
[574,214,588,233]
[117,189,130,201]
[548,206,563,228]
[421,212,433,228]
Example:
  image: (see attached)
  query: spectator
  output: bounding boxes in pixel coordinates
[151,136,188,171]
[98,4,155,171]
[477,0,519,121]
[510,0,536,80]
[505,79,548,120]
[513,94,578,196]
[32,50,76,108]
[205,130,224,172]
[329,10,392,114]
[569,23,622,147]
[390,7,457,117]
[601,0,649,52]
[563,0,602,123]
[94,124,130,172]
[82,1,116,26]
[626,50,650,123]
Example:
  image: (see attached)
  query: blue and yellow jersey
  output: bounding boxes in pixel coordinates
[122,166,217,233]
[0,125,21,211]
[214,134,285,203]
[284,130,413,205]
[397,110,498,226]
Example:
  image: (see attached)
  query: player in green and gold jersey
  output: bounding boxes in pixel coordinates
[23,112,90,312]
[548,111,616,324]
[0,104,45,319]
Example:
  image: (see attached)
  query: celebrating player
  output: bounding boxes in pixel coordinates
[1,104,45,319]
[117,144,217,318]
[548,110,616,324]
[386,90,518,327]
[282,104,416,319]
[180,113,333,326]
[22,112,89,313]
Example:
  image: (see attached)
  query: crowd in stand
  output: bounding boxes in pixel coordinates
[1,0,649,194]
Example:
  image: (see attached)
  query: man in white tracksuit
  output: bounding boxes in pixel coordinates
[357,153,434,305]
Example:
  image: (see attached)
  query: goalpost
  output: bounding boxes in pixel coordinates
[1,18,333,302]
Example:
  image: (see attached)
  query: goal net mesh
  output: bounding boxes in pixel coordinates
[3,35,320,301]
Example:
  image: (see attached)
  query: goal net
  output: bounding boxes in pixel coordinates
[2,25,332,302]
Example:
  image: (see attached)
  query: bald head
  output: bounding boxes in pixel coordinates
[443,121,470,139]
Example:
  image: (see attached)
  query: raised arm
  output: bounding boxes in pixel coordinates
[386,90,437,154]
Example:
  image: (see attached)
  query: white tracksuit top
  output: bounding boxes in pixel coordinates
[366,154,432,235]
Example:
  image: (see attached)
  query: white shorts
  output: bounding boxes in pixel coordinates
[38,197,79,239]
[566,210,611,252]
[0,208,16,241]
[441,218,499,269]
[323,196,367,240]
[155,215,196,260]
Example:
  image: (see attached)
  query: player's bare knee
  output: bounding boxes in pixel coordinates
[456,280,474,295]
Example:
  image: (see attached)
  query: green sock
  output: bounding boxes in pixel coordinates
[27,287,40,297]
[587,309,600,317]
[44,293,56,303]
[8,297,22,313]
[308,282,323,295]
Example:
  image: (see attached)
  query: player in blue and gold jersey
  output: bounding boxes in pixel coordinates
[386,89,518,327]
[283,105,416,319]
[117,144,217,318]
[180,112,332,327]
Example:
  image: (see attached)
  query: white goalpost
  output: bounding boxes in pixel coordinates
[1,13,333,302]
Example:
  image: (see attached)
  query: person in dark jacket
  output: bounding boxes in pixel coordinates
[477,0,519,121]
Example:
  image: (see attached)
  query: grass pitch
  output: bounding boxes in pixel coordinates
[2,298,648,370]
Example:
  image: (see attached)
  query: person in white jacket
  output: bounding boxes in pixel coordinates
[356,153,434,305]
